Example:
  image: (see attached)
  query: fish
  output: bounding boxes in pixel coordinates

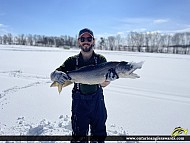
[171,127,188,137]
[50,61,144,93]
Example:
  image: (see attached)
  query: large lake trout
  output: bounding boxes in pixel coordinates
[51,61,144,93]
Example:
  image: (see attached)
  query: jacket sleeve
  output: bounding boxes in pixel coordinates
[98,54,107,64]
[55,56,76,73]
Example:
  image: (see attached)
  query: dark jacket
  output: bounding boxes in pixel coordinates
[56,51,107,94]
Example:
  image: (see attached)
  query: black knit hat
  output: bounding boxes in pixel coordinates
[79,28,94,37]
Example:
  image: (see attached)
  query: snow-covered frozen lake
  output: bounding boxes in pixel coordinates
[0,45,190,141]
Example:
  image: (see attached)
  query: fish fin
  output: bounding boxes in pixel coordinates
[128,73,140,79]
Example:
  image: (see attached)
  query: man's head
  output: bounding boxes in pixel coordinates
[78,28,95,52]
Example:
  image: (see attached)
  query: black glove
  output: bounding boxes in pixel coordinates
[106,68,119,81]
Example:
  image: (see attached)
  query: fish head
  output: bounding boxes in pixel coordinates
[116,61,144,78]
[115,62,133,77]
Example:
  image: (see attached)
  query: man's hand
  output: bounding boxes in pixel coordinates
[50,70,70,84]
[105,68,119,81]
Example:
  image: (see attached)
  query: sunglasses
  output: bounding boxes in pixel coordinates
[79,37,93,42]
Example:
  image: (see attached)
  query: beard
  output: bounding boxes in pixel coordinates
[80,44,93,52]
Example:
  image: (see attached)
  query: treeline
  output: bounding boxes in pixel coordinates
[97,32,190,54]
[0,34,77,48]
[0,32,190,54]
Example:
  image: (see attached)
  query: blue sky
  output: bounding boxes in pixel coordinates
[0,0,190,37]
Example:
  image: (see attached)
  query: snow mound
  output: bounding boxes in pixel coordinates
[1,115,128,136]
[0,115,139,143]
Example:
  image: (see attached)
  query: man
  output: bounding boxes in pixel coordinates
[50,28,117,142]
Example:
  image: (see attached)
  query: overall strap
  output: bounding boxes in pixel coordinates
[75,55,80,90]
[74,54,99,91]
[94,56,98,65]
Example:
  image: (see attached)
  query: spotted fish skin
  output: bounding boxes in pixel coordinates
[51,61,144,93]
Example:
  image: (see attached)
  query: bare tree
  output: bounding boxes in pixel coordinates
[26,34,33,46]
[99,37,106,50]
[115,34,122,51]
[0,36,2,44]
[108,36,115,51]
[7,33,13,44]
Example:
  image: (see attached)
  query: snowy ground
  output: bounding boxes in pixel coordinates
[0,45,190,142]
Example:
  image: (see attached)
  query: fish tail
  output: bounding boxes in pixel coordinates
[58,81,73,93]
[58,84,63,94]
[50,81,73,93]
[50,81,59,87]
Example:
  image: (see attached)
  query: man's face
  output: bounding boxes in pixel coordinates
[78,33,95,52]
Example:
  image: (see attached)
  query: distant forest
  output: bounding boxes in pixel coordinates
[0,31,190,54]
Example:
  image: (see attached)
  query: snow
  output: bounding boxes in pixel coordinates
[0,45,190,142]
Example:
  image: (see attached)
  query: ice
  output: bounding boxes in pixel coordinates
[0,45,190,143]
